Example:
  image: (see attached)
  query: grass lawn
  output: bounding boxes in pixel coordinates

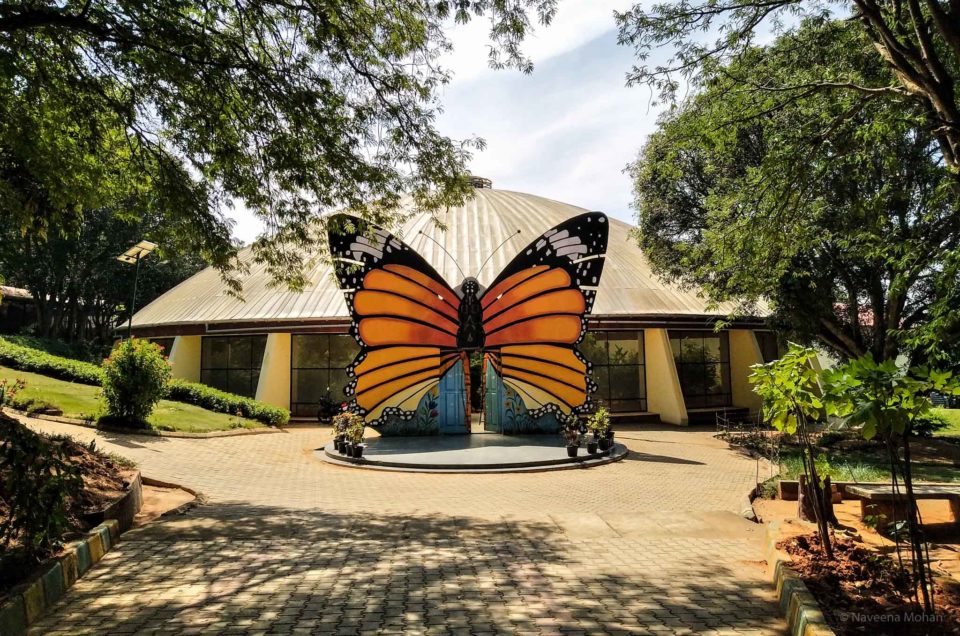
[932,407,960,437]
[1,366,262,433]
[775,440,960,484]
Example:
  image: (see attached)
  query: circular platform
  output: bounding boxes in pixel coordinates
[319,434,628,473]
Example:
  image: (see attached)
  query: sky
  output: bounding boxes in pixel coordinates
[227,1,662,243]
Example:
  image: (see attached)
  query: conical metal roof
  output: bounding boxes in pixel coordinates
[131,188,754,330]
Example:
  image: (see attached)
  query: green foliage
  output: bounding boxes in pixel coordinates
[100,339,171,427]
[0,336,103,385]
[750,344,823,434]
[913,412,949,438]
[586,407,610,435]
[0,336,287,426]
[0,377,24,406]
[824,356,960,440]
[0,0,557,287]
[615,0,960,182]
[166,380,289,427]
[333,411,364,443]
[340,412,366,444]
[0,416,83,559]
[561,416,580,446]
[629,18,959,364]
[0,209,207,345]
[0,336,109,364]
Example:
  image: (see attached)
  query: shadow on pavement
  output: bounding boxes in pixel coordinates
[32,503,784,635]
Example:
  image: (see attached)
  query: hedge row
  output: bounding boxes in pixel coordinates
[0,337,103,385]
[166,380,289,427]
[0,337,289,426]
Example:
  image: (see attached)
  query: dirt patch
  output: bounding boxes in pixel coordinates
[135,484,196,525]
[56,438,132,516]
[0,417,132,597]
[779,532,960,634]
[758,498,960,634]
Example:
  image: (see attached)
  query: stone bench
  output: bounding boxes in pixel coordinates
[846,484,960,524]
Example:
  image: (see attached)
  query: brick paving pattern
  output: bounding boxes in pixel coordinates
[21,417,784,635]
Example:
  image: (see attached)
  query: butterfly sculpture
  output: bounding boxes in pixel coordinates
[328,211,609,428]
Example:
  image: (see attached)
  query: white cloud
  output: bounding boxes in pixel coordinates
[442,1,634,82]
[226,2,660,244]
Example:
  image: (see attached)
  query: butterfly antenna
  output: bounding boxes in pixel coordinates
[476,229,521,278]
[417,230,467,280]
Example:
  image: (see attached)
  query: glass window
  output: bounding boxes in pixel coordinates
[200,335,267,398]
[582,330,646,413]
[290,334,360,418]
[755,331,781,362]
[669,331,732,409]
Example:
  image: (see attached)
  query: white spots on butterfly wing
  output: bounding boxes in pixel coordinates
[550,236,580,250]
[535,239,547,250]
[556,245,588,258]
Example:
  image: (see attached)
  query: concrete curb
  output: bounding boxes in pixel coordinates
[0,520,123,636]
[764,521,836,636]
[9,409,280,438]
[0,471,145,636]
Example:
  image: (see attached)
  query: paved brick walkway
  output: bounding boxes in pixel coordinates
[22,417,785,635]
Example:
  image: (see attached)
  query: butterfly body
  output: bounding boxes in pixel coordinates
[329,211,609,427]
[456,278,485,350]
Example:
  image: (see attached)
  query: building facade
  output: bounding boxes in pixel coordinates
[130,186,776,426]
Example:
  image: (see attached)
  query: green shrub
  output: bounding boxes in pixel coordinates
[8,396,59,415]
[166,379,289,426]
[1,335,109,364]
[0,415,83,558]
[1,336,288,426]
[913,411,948,437]
[101,339,171,427]
[0,337,103,385]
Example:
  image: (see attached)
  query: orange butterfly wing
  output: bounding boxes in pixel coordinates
[329,215,461,424]
[480,212,609,416]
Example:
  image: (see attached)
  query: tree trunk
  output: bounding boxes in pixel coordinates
[900,433,934,614]
[822,475,838,526]
[798,473,816,522]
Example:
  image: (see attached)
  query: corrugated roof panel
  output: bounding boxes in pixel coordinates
[131,188,762,328]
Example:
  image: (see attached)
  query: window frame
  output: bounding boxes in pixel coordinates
[289,333,359,418]
[199,334,268,398]
[582,330,647,413]
[669,330,733,409]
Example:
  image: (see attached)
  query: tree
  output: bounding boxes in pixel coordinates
[615,0,960,180]
[825,357,960,614]
[0,206,206,343]
[629,19,960,365]
[751,344,834,559]
[0,0,558,287]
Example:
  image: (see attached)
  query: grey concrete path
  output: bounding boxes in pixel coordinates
[20,416,785,635]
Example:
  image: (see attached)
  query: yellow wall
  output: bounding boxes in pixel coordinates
[729,329,764,412]
[643,328,688,425]
[168,335,201,382]
[255,332,291,410]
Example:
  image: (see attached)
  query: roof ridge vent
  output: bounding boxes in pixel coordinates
[468,175,492,189]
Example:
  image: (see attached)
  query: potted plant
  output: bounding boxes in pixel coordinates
[346,413,366,458]
[317,388,339,424]
[332,411,351,453]
[587,407,612,451]
[561,418,580,457]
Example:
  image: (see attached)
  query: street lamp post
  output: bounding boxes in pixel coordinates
[116,240,157,339]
